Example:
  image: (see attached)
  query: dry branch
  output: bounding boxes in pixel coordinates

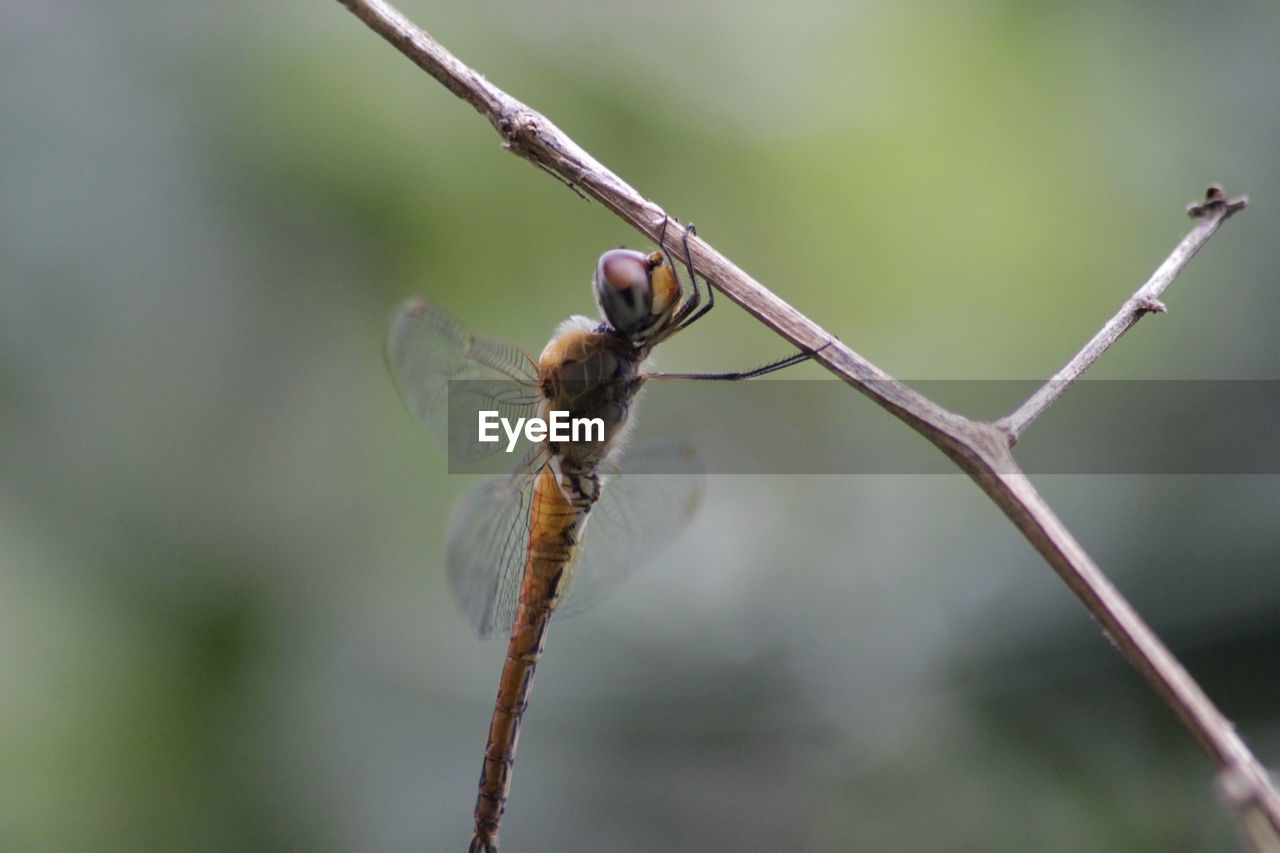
[1001,185,1248,441]
[336,0,1279,846]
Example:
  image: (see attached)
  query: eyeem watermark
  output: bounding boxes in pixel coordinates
[478,410,604,453]
[452,380,1280,474]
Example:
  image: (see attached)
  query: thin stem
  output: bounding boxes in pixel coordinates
[999,185,1249,442]
[335,0,1278,845]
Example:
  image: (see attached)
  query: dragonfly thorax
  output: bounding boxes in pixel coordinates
[538,316,645,473]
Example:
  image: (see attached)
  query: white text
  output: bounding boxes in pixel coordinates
[477,410,605,453]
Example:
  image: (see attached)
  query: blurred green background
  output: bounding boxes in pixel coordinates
[4,1,1279,850]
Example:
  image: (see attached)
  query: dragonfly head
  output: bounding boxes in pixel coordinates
[594,249,681,341]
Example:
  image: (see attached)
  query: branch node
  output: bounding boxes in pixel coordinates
[1135,296,1168,315]
[1217,764,1280,852]
[1187,184,1249,218]
[499,107,537,150]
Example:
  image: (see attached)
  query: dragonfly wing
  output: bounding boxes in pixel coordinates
[556,443,705,620]
[446,461,540,639]
[387,297,543,465]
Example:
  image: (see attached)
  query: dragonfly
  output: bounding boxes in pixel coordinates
[387,226,813,853]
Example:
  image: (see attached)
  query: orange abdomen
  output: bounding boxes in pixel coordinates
[471,464,581,853]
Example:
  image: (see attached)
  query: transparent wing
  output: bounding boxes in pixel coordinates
[387,297,543,465]
[446,444,703,638]
[446,449,542,639]
[557,443,705,619]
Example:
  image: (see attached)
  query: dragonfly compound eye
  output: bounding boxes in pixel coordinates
[594,249,655,333]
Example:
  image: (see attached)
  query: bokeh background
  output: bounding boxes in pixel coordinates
[3,1,1279,850]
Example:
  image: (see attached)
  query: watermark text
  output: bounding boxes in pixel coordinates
[478,410,604,452]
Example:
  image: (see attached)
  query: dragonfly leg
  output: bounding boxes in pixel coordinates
[671,223,717,331]
[656,217,711,330]
[645,339,835,381]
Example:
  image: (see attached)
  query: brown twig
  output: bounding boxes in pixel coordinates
[1000,184,1249,442]
[335,0,1280,846]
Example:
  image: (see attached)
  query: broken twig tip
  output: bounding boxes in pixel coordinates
[1187,184,1249,218]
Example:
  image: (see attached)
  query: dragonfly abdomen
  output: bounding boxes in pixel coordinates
[471,463,589,852]
[471,601,553,853]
